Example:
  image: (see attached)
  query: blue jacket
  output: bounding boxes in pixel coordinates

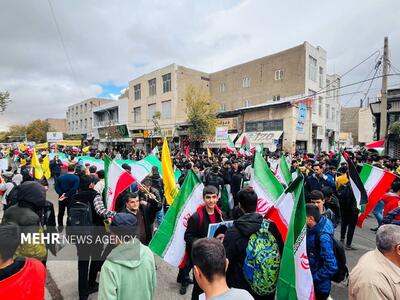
[306,216,337,294]
[324,171,336,191]
[55,173,80,198]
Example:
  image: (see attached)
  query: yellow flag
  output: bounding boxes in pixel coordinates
[42,155,51,179]
[207,147,212,159]
[19,144,27,152]
[162,138,179,205]
[31,149,44,179]
[34,143,48,150]
[82,146,90,153]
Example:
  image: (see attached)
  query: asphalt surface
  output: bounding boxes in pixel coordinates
[2,179,378,300]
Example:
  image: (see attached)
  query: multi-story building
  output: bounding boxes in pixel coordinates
[66,98,114,137]
[45,118,67,133]
[213,42,341,152]
[127,64,210,150]
[92,95,130,148]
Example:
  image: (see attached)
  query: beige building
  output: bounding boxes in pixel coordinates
[127,64,210,149]
[45,118,67,133]
[214,42,341,152]
[66,98,114,137]
[341,106,376,146]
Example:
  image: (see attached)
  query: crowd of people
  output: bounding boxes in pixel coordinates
[0,143,399,299]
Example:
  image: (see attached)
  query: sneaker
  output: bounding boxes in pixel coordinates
[370,227,379,232]
[179,285,187,295]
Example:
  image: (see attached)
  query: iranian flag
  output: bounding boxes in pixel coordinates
[149,170,204,267]
[275,175,315,300]
[357,163,396,227]
[225,135,236,154]
[75,156,104,171]
[275,156,292,187]
[250,152,284,216]
[104,155,136,211]
[265,175,302,242]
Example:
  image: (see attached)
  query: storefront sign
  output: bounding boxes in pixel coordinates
[217,118,237,130]
[144,128,173,138]
[215,127,228,141]
[132,132,144,138]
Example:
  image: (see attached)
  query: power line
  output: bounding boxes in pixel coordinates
[47,0,85,99]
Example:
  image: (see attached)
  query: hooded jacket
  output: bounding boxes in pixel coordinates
[0,257,46,300]
[223,213,283,300]
[98,239,156,300]
[70,188,104,226]
[306,216,338,294]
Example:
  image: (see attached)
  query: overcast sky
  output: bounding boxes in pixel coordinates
[1,0,399,131]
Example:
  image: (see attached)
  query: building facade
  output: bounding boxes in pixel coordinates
[66,98,114,137]
[213,42,341,152]
[127,64,210,150]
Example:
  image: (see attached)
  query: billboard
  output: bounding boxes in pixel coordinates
[47,132,64,142]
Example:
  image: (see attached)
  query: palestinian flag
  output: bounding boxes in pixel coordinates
[342,151,369,210]
[238,135,253,157]
[249,152,284,216]
[365,139,385,155]
[275,156,292,187]
[225,135,236,154]
[357,164,396,227]
[104,155,136,211]
[275,175,315,300]
[149,170,204,267]
[336,151,346,168]
[265,174,302,242]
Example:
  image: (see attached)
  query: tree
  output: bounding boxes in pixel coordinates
[389,121,400,136]
[5,125,27,142]
[26,120,52,142]
[185,85,218,142]
[0,91,11,113]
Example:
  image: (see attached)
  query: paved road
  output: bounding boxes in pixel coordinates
[7,180,378,299]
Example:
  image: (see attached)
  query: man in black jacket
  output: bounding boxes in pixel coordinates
[204,165,224,194]
[304,163,330,201]
[119,192,152,245]
[49,155,62,186]
[184,185,223,300]
[338,182,359,250]
[223,186,283,300]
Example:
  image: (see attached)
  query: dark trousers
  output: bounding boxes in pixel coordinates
[315,292,329,300]
[177,258,192,287]
[57,198,69,227]
[340,213,358,246]
[77,244,103,300]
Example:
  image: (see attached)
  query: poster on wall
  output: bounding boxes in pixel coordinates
[296,103,307,133]
[215,127,229,141]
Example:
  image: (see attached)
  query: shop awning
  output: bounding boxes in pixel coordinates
[235,131,283,151]
[204,133,238,148]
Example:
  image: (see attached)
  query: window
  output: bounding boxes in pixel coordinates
[273,95,280,102]
[220,103,226,112]
[326,104,330,119]
[148,78,156,96]
[245,120,283,132]
[162,73,171,93]
[133,107,141,123]
[318,97,323,117]
[84,119,87,128]
[219,83,226,93]
[148,103,156,120]
[326,79,331,96]
[134,84,141,100]
[244,100,250,107]
[331,107,335,121]
[162,100,172,119]
[319,67,324,88]
[84,103,87,112]
[242,77,251,88]
[308,55,317,81]
[274,69,284,80]
[80,119,83,128]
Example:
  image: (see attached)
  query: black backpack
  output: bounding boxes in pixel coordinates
[317,232,349,283]
[6,182,20,207]
[66,201,93,236]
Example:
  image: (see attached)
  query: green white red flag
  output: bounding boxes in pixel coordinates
[104,155,136,211]
[225,135,236,154]
[250,152,284,216]
[275,174,315,300]
[149,170,204,267]
[357,163,396,227]
[275,156,292,187]
[238,135,253,157]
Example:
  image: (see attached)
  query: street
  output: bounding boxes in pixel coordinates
[43,181,376,299]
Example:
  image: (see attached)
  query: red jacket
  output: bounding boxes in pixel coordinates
[382,192,400,218]
[0,258,46,300]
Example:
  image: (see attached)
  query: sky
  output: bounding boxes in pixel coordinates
[1,0,400,131]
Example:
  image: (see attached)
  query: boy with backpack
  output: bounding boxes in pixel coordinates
[306,204,338,300]
[184,185,223,300]
[223,187,283,300]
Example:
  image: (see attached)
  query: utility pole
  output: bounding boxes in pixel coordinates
[379,36,389,140]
